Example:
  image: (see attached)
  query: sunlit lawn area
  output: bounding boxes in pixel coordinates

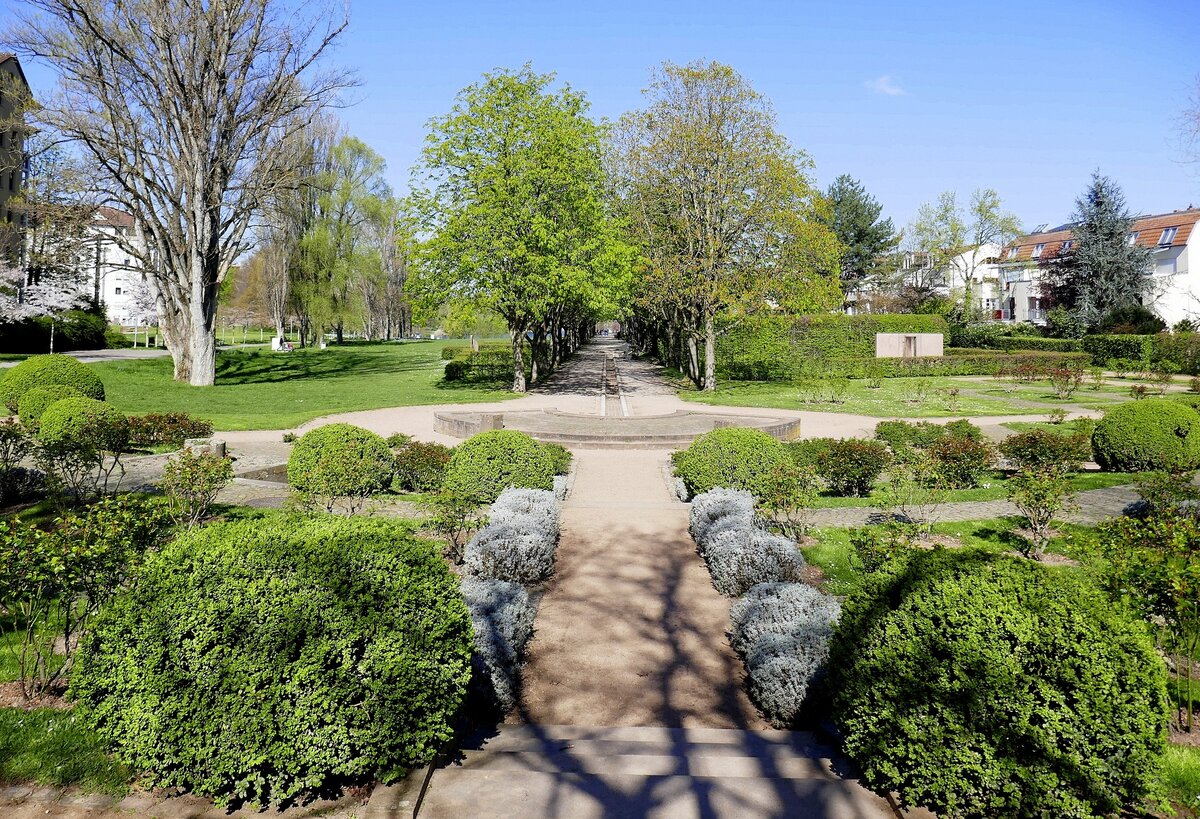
[679,375,1137,417]
[810,469,1135,509]
[82,340,517,430]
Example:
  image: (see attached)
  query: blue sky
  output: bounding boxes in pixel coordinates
[7,0,1199,231]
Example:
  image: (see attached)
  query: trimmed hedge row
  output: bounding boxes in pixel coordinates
[442,343,532,382]
[1082,334,1154,365]
[716,314,948,381]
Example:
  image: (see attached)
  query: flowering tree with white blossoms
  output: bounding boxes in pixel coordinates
[0,262,87,353]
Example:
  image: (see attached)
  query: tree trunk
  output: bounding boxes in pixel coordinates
[703,313,717,392]
[511,330,527,393]
[687,333,701,388]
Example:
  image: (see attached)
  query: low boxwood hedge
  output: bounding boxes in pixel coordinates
[287,423,394,507]
[0,353,105,412]
[16,384,85,429]
[443,430,554,504]
[829,549,1167,818]
[671,427,787,498]
[70,515,473,807]
[1091,399,1200,473]
[36,397,129,453]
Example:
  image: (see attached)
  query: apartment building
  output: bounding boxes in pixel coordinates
[0,53,30,263]
[1000,208,1200,326]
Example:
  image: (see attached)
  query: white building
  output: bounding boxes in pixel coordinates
[81,207,152,326]
[999,208,1200,326]
[847,244,1004,315]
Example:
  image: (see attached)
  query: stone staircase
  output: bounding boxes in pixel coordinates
[400,724,920,818]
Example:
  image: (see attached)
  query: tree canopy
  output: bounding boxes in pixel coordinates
[411,65,633,391]
[613,60,842,391]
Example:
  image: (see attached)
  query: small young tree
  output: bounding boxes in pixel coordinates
[1007,469,1075,559]
[758,459,823,540]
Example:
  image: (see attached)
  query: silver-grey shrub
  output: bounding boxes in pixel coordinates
[673,477,689,503]
[490,488,560,541]
[461,577,537,713]
[730,582,840,727]
[702,526,807,597]
[464,523,557,584]
[688,488,755,544]
[553,475,568,501]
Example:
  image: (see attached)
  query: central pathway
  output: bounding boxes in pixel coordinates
[518,447,762,728]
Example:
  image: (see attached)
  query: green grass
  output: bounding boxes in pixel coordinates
[1161,745,1200,817]
[803,517,1097,596]
[680,376,1137,417]
[84,340,517,430]
[0,708,130,794]
[809,470,1135,508]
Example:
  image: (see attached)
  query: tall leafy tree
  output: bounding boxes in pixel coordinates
[6,0,351,385]
[613,60,841,391]
[822,174,897,287]
[1043,172,1154,323]
[412,65,632,392]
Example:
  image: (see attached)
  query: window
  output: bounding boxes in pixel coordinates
[114,287,122,296]
[1060,240,1072,252]
[1159,227,1179,246]
[1006,247,1019,259]
[1127,232,1140,246]
[1031,243,1046,258]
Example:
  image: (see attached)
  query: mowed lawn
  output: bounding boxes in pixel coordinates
[86,341,517,430]
[678,376,1134,417]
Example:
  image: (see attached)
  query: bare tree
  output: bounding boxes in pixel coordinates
[6,0,352,385]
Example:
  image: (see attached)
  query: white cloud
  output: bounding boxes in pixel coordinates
[864,75,906,97]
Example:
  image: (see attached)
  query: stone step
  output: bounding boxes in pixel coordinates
[457,725,839,781]
[412,769,901,819]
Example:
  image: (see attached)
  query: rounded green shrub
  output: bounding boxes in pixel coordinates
[17,384,85,429]
[999,428,1089,475]
[541,442,573,476]
[36,397,129,453]
[671,427,787,498]
[1091,398,1200,472]
[0,353,104,412]
[69,515,473,807]
[287,423,394,502]
[443,430,554,504]
[829,549,1167,818]
[816,439,891,497]
[927,436,997,488]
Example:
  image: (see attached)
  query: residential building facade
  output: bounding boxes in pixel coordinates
[0,53,30,263]
[1000,208,1200,326]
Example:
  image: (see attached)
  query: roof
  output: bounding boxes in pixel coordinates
[1003,207,1200,263]
[94,207,135,229]
[0,53,30,90]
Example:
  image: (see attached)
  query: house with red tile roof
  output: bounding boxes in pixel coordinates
[998,207,1200,326]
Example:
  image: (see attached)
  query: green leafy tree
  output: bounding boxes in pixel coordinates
[412,66,632,392]
[613,60,842,391]
[821,174,897,288]
[904,188,1020,316]
[1043,172,1154,324]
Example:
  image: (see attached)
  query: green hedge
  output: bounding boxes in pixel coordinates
[0,353,106,412]
[70,515,473,807]
[442,343,531,383]
[37,397,129,453]
[0,310,108,354]
[716,314,948,381]
[986,336,1081,352]
[443,430,554,503]
[671,427,787,498]
[1091,399,1200,473]
[802,351,1091,379]
[17,384,85,429]
[287,424,394,503]
[1151,332,1200,375]
[1083,334,1154,365]
[829,549,1167,818]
